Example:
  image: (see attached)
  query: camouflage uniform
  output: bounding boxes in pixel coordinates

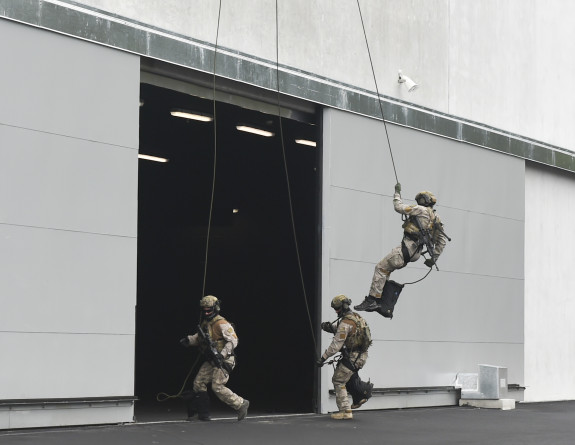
[321,312,369,412]
[369,191,447,298]
[186,316,245,410]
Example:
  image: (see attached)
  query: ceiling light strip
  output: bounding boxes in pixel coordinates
[138,154,169,163]
[236,125,274,137]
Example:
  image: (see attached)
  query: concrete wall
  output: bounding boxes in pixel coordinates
[524,163,575,402]
[73,0,575,151]
[320,107,525,412]
[0,19,139,428]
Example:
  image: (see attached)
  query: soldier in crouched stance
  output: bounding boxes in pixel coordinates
[317,295,372,420]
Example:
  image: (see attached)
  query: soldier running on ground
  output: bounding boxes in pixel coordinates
[180,295,249,421]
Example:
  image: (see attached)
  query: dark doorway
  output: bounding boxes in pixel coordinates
[136,83,320,418]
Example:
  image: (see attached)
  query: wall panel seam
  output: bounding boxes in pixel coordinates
[0,222,136,239]
[0,123,138,151]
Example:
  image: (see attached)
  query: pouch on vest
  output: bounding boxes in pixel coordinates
[375,280,404,319]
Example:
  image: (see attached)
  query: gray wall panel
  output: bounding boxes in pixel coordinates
[362,342,524,389]
[322,107,524,411]
[329,110,525,221]
[329,258,523,345]
[329,187,524,279]
[0,332,134,399]
[0,225,136,334]
[0,125,137,236]
[0,19,139,148]
[524,163,575,401]
[0,18,139,420]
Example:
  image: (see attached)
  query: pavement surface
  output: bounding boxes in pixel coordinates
[2,401,575,445]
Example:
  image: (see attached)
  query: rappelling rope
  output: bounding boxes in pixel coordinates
[157,0,223,404]
[356,0,399,185]
[356,0,439,285]
[156,355,202,402]
[275,0,317,351]
[201,0,223,298]
[401,267,432,285]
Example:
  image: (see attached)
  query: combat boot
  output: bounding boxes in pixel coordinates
[196,391,211,421]
[181,390,197,420]
[354,295,379,312]
[237,399,249,421]
[331,409,353,420]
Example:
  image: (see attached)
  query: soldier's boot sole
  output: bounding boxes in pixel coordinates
[331,410,353,420]
[354,296,379,312]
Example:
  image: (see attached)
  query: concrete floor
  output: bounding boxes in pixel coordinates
[2,401,575,445]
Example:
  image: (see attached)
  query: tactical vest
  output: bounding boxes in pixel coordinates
[402,206,436,239]
[341,312,372,353]
[200,315,228,352]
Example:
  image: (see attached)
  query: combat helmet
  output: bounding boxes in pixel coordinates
[331,294,352,314]
[199,295,220,320]
[415,191,437,207]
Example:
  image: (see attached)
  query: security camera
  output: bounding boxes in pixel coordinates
[398,70,419,92]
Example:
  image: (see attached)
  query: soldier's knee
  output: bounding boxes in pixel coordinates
[211,382,224,395]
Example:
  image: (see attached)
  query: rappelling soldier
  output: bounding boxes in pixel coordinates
[355,183,449,314]
[180,295,249,421]
[317,295,372,420]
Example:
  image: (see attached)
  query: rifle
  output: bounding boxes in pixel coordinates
[413,215,439,271]
[197,324,224,369]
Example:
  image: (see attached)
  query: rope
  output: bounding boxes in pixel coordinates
[162,1,222,404]
[201,0,222,298]
[356,0,399,185]
[156,355,202,402]
[401,266,433,285]
[275,0,317,351]
[356,1,442,288]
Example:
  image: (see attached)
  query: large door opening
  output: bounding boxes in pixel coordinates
[136,82,320,419]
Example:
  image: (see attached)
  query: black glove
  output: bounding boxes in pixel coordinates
[321,322,334,333]
[180,337,190,347]
[395,182,401,193]
[316,357,326,367]
[424,258,435,268]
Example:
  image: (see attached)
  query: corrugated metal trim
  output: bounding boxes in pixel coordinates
[1,0,574,173]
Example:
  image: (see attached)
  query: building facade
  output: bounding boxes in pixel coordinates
[1,0,574,429]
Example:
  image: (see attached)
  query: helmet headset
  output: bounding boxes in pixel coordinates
[199,295,220,321]
[331,294,352,315]
[415,191,437,207]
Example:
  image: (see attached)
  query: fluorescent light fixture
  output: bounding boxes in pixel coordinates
[138,154,169,163]
[295,139,317,147]
[233,209,239,214]
[236,125,274,137]
[170,109,213,122]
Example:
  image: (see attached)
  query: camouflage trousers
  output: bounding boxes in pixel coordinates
[369,238,421,297]
[332,351,368,411]
[192,357,244,410]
